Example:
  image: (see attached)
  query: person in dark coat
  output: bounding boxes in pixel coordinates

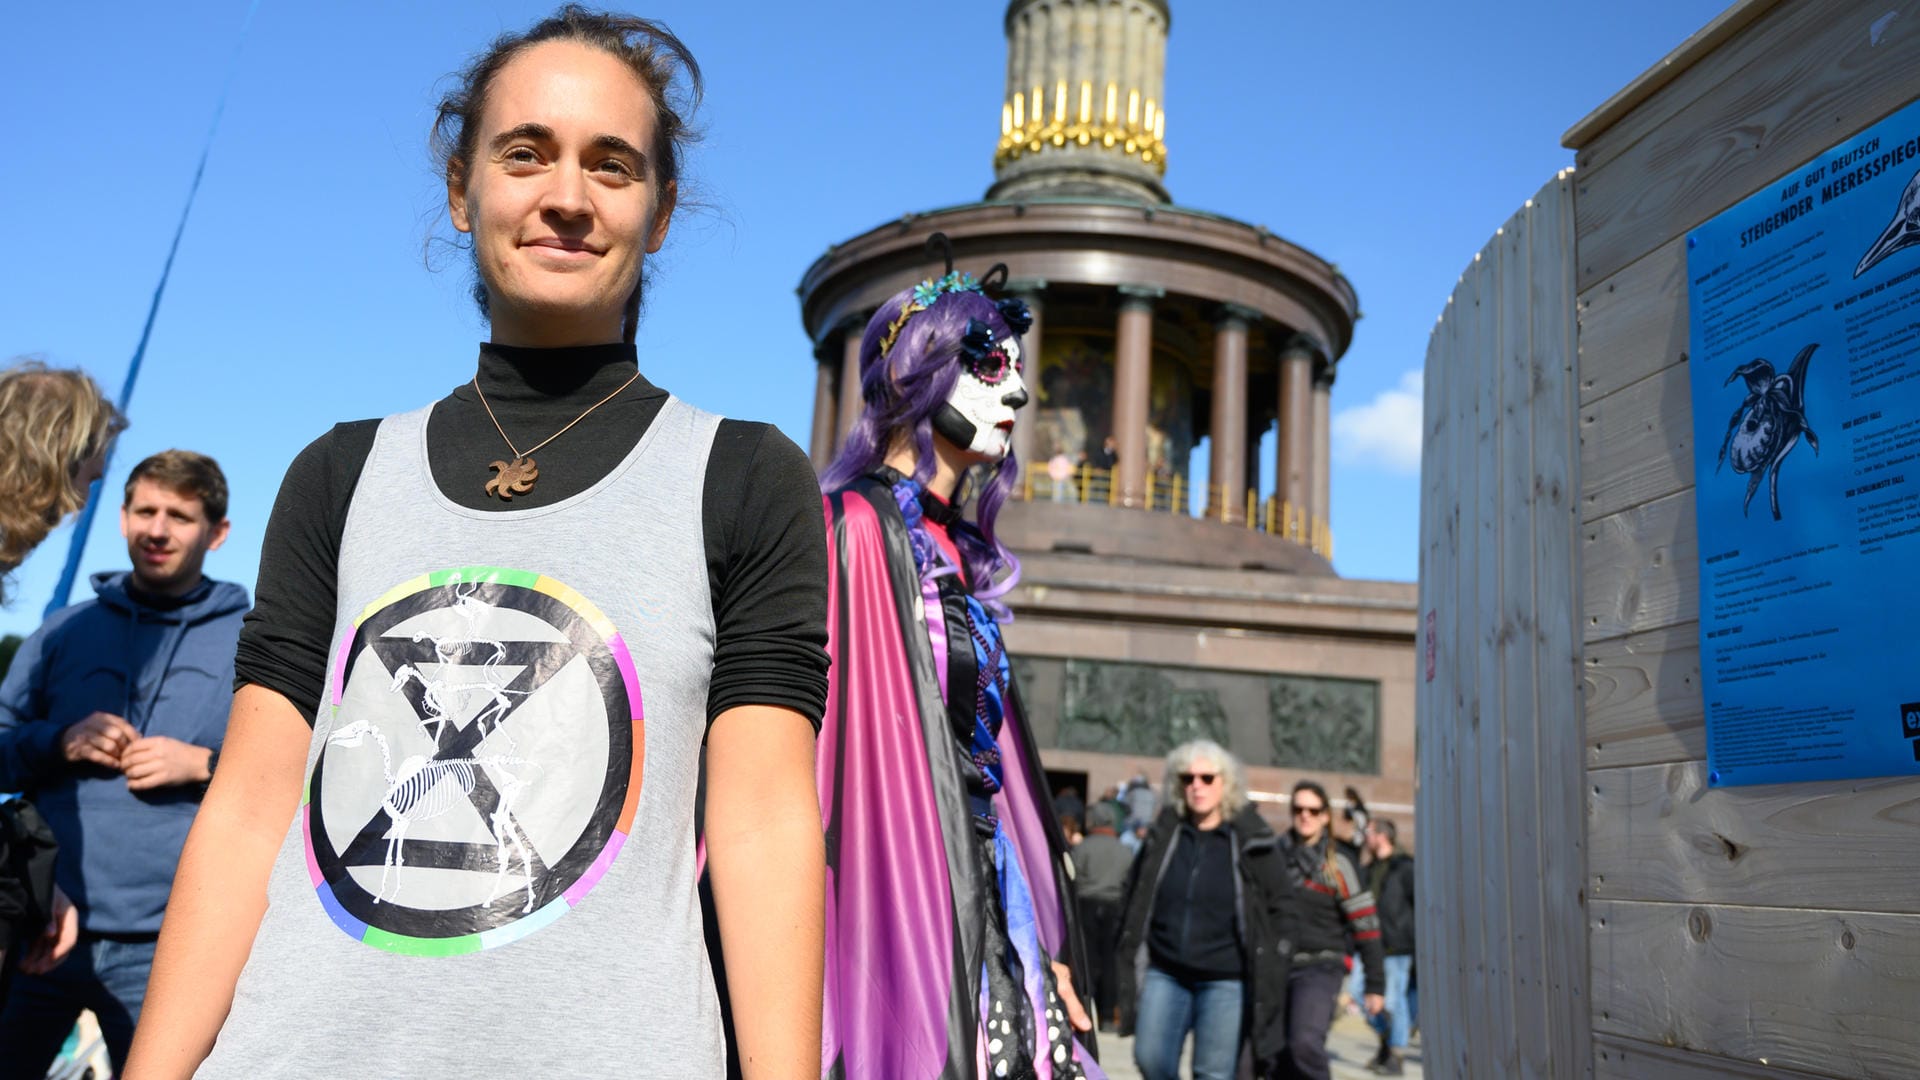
[1363,820,1416,1075]
[1072,801,1133,1029]
[1115,740,1293,1079]
[1278,780,1385,1080]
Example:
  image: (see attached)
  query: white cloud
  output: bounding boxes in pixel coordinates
[1333,370,1423,474]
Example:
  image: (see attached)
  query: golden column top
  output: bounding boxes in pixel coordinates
[991,0,1171,203]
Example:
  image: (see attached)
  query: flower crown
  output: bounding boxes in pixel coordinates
[877,271,985,359]
[875,233,1036,365]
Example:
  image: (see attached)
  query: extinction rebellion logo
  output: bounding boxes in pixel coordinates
[305,567,643,956]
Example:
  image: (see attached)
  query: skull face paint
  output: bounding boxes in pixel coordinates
[933,322,1030,460]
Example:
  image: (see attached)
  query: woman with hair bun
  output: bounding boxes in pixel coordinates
[0,360,124,587]
[1114,740,1294,1080]
[127,9,826,1077]
[816,245,1103,1078]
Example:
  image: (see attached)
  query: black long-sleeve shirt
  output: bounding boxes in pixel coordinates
[234,343,829,729]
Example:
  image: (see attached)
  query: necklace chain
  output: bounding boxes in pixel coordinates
[473,369,643,459]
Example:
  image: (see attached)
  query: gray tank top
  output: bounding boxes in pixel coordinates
[202,398,725,1078]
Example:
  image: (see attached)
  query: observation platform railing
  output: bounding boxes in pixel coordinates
[1015,463,1333,559]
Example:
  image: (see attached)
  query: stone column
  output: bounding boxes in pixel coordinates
[1007,281,1046,497]
[836,317,865,448]
[809,347,838,473]
[1208,304,1255,523]
[1275,336,1316,539]
[1312,357,1335,550]
[1112,285,1161,509]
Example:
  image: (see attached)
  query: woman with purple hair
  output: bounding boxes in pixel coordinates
[816,243,1104,1079]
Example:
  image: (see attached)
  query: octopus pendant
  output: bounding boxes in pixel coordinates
[486,457,539,500]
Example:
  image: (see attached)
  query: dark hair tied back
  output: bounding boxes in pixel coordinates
[430,5,703,342]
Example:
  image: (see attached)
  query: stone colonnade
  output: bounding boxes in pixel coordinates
[808,283,1334,544]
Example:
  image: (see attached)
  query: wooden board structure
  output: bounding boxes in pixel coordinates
[1565,1,1920,1076]
[1417,173,1590,1078]
[1418,2,1920,1076]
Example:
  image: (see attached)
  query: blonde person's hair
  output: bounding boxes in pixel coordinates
[0,360,126,583]
[1162,739,1250,821]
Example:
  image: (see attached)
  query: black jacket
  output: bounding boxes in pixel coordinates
[1116,806,1294,1074]
[1277,831,1387,995]
[1145,822,1242,979]
[1371,852,1415,957]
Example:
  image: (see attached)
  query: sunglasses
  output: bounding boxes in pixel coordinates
[1178,772,1218,787]
[1291,804,1328,817]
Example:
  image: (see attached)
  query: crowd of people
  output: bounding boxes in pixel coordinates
[1060,760,1418,1080]
[0,6,1416,1080]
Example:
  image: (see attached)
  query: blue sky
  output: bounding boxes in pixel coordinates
[0,0,1727,636]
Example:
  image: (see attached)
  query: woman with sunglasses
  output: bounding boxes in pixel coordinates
[1276,779,1386,1080]
[1114,741,1293,1080]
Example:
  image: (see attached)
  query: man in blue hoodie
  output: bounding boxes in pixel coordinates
[0,450,246,1075]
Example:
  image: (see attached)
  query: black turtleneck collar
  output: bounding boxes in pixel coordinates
[427,342,670,511]
[467,341,659,404]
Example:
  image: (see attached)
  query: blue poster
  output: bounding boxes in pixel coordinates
[1687,95,1920,787]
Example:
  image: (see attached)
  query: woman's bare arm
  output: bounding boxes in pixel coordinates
[705,704,824,1080]
[122,684,311,1080]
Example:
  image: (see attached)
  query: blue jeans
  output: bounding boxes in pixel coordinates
[1365,954,1416,1049]
[1132,964,1243,1080]
[0,934,155,1078]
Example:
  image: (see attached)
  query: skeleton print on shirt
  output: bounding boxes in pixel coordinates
[305,567,643,955]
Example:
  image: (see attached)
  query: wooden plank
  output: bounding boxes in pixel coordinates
[1594,1033,1833,1080]
[1439,277,1468,1080]
[1424,256,1470,1080]
[1447,247,1482,1080]
[1462,242,1500,1078]
[1583,623,1705,769]
[1589,760,1920,913]
[1580,360,1694,524]
[1566,0,1796,166]
[1473,227,1519,1077]
[1531,175,1594,1079]
[1439,275,1470,1080]
[1576,235,1687,406]
[1583,487,1697,643]
[1414,275,1453,1078]
[1499,209,1552,1079]
[1421,269,1450,1080]
[1590,899,1920,1077]
[1433,280,1465,1080]
[1574,0,1920,292]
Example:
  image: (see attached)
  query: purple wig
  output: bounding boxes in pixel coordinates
[823,283,1023,610]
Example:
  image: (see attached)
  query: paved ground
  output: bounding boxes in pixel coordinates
[1094,1011,1422,1079]
[48,1000,1421,1080]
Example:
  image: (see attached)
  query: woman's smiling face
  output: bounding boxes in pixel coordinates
[449,40,674,346]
